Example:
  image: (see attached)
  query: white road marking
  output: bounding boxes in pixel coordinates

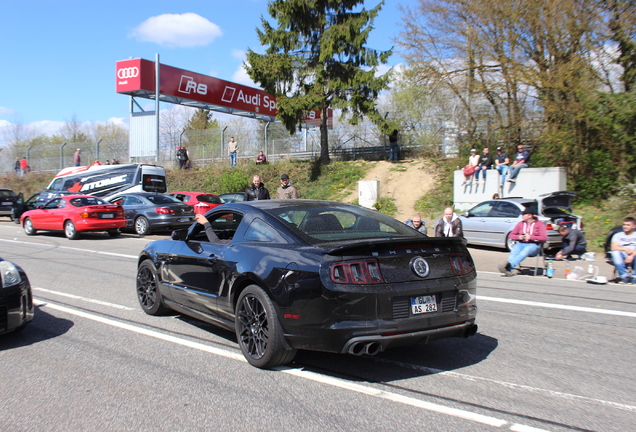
[34,298,548,430]
[0,238,137,259]
[478,295,636,318]
[34,287,136,311]
[373,358,636,413]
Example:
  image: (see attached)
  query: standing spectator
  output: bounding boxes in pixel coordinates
[14,157,22,177]
[406,214,427,235]
[104,159,111,165]
[92,159,101,166]
[177,146,189,169]
[20,157,29,174]
[228,137,238,167]
[555,226,587,261]
[388,130,399,162]
[256,150,267,165]
[507,144,530,183]
[275,174,298,199]
[498,208,547,276]
[111,158,119,165]
[492,193,500,199]
[245,175,270,201]
[610,216,636,284]
[474,147,493,184]
[73,149,81,166]
[494,146,510,186]
[434,207,463,237]
[462,149,480,186]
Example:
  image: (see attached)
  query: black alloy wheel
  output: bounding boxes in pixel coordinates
[136,260,168,315]
[235,285,296,368]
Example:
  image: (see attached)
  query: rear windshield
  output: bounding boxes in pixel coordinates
[142,174,167,193]
[69,197,108,207]
[197,194,223,204]
[146,194,181,204]
[0,190,17,197]
[264,205,422,243]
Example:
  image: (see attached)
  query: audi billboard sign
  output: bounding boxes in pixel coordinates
[116,58,331,126]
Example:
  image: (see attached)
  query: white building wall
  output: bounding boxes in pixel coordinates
[453,167,567,211]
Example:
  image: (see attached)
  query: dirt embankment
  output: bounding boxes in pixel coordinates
[340,159,437,226]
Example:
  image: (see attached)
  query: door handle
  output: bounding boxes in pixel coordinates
[207,255,217,263]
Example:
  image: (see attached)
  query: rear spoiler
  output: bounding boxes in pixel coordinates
[324,236,466,255]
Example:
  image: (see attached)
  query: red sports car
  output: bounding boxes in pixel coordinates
[168,192,223,215]
[20,195,126,240]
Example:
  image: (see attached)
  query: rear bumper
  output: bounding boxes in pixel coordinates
[75,219,127,231]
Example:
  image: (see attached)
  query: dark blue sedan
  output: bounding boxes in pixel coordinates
[136,200,478,368]
[0,257,34,335]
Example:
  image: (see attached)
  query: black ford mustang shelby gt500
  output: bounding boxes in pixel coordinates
[136,200,478,368]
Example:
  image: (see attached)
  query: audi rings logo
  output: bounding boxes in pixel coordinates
[117,67,139,79]
[410,257,430,278]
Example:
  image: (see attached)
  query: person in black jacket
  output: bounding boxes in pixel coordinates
[474,147,493,184]
[245,175,270,201]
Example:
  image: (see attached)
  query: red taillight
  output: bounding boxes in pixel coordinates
[155,207,175,215]
[546,224,554,230]
[330,259,384,284]
[580,220,583,229]
[450,254,474,275]
[80,211,99,218]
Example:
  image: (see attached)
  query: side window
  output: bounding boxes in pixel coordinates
[124,196,143,205]
[469,202,496,217]
[49,178,64,191]
[44,198,62,209]
[244,218,286,243]
[496,202,521,218]
[208,212,244,240]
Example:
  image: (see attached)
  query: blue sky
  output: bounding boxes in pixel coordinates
[0,0,414,140]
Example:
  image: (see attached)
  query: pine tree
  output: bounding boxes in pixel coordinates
[246,0,392,164]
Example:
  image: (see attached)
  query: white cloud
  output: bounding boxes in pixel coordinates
[130,13,222,48]
[0,106,17,116]
[232,49,246,61]
[30,120,66,136]
[231,63,257,87]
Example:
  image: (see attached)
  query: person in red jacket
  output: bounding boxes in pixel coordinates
[499,208,547,276]
[20,157,29,174]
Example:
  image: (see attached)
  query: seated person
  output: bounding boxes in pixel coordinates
[195,214,230,244]
[256,151,267,165]
[610,216,636,284]
[555,226,587,260]
[498,209,547,276]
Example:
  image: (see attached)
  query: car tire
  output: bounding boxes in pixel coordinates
[134,216,151,235]
[235,285,297,368]
[136,260,169,315]
[23,218,37,236]
[64,220,80,240]
[505,233,515,251]
[107,229,121,237]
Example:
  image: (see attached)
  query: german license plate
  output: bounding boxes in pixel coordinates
[178,217,191,222]
[2,202,12,205]
[410,295,437,315]
[100,213,115,218]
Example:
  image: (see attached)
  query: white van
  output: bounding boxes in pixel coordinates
[38,164,167,204]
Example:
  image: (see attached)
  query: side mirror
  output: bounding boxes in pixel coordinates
[36,205,44,209]
[463,211,470,217]
[171,229,188,241]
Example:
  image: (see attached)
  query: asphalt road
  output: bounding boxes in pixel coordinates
[0,221,634,432]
